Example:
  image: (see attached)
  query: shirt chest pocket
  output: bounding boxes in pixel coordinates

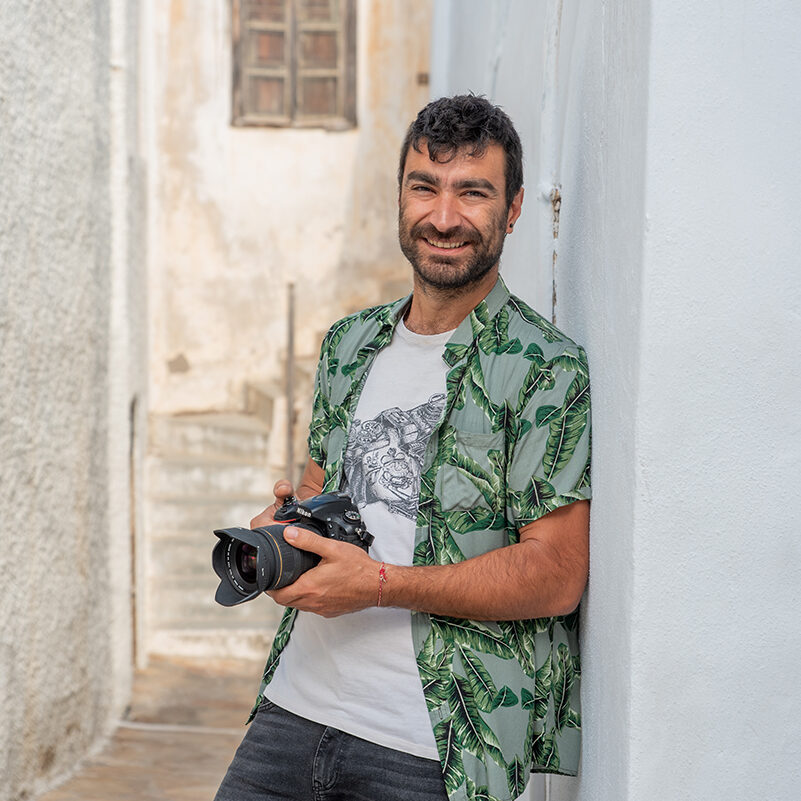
[436,429,506,511]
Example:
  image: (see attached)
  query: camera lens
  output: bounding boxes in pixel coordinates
[213,521,324,606]
[236,543,258,583]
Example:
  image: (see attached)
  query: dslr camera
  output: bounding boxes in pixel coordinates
[212,492,373,606]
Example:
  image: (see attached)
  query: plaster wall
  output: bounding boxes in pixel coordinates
[431,4,640,798]
[553,4,650,798]
[431,1,801,799]
[144,0,432,416]
[430,0,554,315]
[625,3,801,798]
[0,1,144,798]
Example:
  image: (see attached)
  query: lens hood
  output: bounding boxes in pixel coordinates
[212,526,272,606]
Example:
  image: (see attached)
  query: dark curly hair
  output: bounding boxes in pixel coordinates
[398,94,523,209]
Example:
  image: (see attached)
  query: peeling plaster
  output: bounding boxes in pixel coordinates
[146,0,433,415]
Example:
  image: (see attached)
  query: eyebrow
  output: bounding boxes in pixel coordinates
[405,170,499,195]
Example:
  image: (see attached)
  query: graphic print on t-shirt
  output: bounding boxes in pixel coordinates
[343,393,446,520]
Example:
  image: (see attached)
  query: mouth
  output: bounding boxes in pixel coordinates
[422,237,470,252]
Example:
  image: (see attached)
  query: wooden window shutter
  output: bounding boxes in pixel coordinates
[233,0,292,125]
[232,0,356,128]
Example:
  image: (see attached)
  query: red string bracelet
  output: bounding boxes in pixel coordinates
[377,562,388,607]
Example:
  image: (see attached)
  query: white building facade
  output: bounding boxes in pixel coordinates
[431,1,801,799]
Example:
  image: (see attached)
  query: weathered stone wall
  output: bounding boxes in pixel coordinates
[138,0,432,661]
[0,2,144,798]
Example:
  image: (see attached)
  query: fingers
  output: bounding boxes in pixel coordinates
[265,540,377,618]
[249,478,296,528]
[273,479,295,502]
[250,506,278,528]
[266,581,312,614]
[283,526,333,556]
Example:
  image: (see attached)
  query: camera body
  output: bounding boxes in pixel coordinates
[212,492,374,607]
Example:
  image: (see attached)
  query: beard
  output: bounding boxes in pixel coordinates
[398,207,508,292]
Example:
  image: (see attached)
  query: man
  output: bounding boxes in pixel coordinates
[215,95,591,801]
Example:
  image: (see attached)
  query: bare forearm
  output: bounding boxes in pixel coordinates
[381,537,584,620]
[268,496,588,622]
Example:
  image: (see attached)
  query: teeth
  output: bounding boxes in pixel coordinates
[426,239,466,249]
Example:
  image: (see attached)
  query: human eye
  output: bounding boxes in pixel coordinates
[462,189,489,200]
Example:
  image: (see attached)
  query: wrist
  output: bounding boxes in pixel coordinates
[376,562,388,607]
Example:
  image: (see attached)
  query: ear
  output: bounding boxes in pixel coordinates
[506,187,524,232]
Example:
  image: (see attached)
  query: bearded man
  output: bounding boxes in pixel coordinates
[215,94,591,801]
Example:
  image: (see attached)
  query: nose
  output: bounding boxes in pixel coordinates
[428,192,461,234]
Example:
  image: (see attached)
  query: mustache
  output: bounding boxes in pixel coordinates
[411,222,480,244]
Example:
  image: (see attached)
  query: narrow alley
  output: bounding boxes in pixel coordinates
[38,658,261,801]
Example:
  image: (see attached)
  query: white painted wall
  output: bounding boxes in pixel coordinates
[0,1,144,798]
[432,1,801,799]
[431,0,554,316]
[618,4,801,799]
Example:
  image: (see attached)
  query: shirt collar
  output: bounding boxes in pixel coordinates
[385,275,509,333]
[377,277,510,366]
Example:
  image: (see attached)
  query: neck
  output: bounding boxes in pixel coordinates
[404,267,499,335]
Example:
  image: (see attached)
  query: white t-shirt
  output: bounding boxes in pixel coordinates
[265,318,453,759]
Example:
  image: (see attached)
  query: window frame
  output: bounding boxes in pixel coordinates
[231,0,357,130]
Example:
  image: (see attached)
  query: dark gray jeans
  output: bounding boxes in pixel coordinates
[214,700,450,801]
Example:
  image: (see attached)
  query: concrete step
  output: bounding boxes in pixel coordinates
[148,530,297,579]
[148,532,220,579]
[148,455,273,498]
[143,411,283,662]
[149,577,284,630]
[245,381,279,427]
[147,626,278,661]
[147,495,268,532]
[149,412,271,461]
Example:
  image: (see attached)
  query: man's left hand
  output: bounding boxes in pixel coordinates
[266,527,377,617]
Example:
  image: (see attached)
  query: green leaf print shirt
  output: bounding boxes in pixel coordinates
[251,278,592,801]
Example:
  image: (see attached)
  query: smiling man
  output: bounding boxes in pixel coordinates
[215,95,592,801]
[400,161,511,293]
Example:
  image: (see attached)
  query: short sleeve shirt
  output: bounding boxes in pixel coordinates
[250,278,592,801]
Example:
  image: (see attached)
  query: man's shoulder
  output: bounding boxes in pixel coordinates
[319,297,406,356]
[327,299,397,331]
[503,291,587,361]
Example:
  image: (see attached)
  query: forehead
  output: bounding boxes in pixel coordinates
[403,140,507,189]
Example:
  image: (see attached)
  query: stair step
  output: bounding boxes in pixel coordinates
[148,626,278,661]
[150,412,271,460]
[245,382,279,427]
[148,456,272,498]
[143,411,285,661]
[148,495,268,531]
[149,578,285,628]
[148,530,297,578]
[147,533,218,578]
